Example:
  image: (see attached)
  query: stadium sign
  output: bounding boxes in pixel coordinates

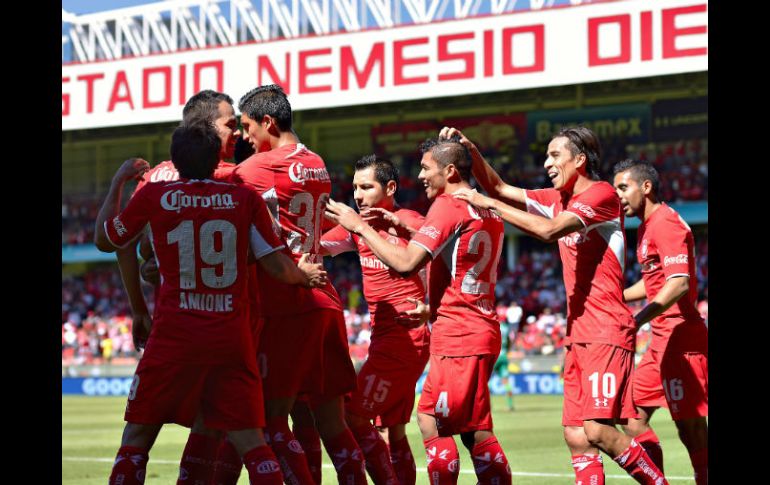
[62,0,707,130]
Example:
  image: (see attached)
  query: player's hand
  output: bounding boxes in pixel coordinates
[140,256,160,286]
[439,126,480,154]
[397,297,430,328]
[298,253,328,288]
[361,207,399,224]
[114,157,150,183]
[132,312,152,351]
[325,199,366,234]
[453,188,496,210]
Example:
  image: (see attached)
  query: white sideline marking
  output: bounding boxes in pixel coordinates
[61,457,693,480]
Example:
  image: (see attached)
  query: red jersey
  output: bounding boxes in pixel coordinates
[525,182,636,351]
[134,160,235,193]
[410,193,504,357]
[321,208,428,356]
[105,179,285,364]
[231,144,342,316]
[637,203,708,352]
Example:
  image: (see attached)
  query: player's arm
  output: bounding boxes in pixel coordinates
[326,200,430,273]
[632,276,690,327]
[94,158,150,252]
[454,188,582,243]
[116,243,153,350]
[258,252,327,288]
[319,224,357,257]
[361,207,420,237]
[439,126,526,209]
[623,278,647,303]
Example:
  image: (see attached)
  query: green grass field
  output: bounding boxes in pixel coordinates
[63,395,695,484]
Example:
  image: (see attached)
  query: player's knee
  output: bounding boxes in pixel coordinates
[563,426,586,448]
[621,417,647,437]
[416,412,437,440]
[459,432,475,451]
[582,423,607,447]
[121,422,161,449]
[674,417,708,450]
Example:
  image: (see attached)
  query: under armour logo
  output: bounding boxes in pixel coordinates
[594,398,608,407]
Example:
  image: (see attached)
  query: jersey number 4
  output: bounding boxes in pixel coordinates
[167,219,237,289]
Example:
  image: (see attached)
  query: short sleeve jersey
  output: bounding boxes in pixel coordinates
[105,179,284,364]
[637,203,708,352]
[410,193,504,357]
[134,160,236,193]
[525,182,636,350]
[321,208,428,354]
[232,144,342,316]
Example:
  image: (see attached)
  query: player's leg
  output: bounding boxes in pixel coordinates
[226,428,283,484]
[674,417,708,485]
[457,355,511,485]
[561,345,605,485]
[622,349,666,471]
[347,410,398,485]
[109,422,162,485]
[177,412,223,485]
[386,424,417,485]
[291,397,323,485]
[576,344,667,485]
[312,309,367,485]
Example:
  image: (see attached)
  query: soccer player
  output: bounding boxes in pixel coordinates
[446,126,668,485]
[325,137,513,485]
[613,159,708,485]
[115,89,242,352]
[320,155,430,485]
[96,121,326,485]
[231,84,365,485]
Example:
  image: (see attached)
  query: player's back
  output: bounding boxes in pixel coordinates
[136,179,267,364]
[234,144,341,316]
[414,194,505,356]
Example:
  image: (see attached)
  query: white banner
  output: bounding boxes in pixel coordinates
[62,0,707,131]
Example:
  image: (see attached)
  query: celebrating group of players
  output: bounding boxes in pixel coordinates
[94,85,707,485]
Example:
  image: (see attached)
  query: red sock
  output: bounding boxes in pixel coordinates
[390,435,416,485]
[323,428,368,485]
[109,445,149,485]
[211,437,242,485]
[177,432,220,484]
[243,445,283,485]
[571,453,604,485]
[266,417,316,485]
[614,439,668,485]
[423,436,459,485]
[689,448,707,485]
[351,422,398,485]
[294,424,322,485]
[635,429,664,473]
[471,436,511,485]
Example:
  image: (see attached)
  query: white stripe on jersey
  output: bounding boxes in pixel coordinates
[586,218,625,270]
[524,195,556,219]
[320,234,356,256]
[147,225,163,286]
[450,236,461,280]
[284,144,305,159]
[249,224,284,259]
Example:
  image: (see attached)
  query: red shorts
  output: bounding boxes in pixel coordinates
[633,349,708,420]
[347,343,429,428]
[562,343,637,426]
[124,353,264,430]
[417,354,496,436]
[258,309,357,404]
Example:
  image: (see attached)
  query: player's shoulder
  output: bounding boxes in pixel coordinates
[573,181,619,207]
[650,203,690,232]
[395,207,425,223]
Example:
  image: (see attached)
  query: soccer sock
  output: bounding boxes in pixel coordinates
[688,448,707,485]
[293,424,323,485]
[242,445,284,485]
[211,437,242,485]
[389,435,417,485]
[613,439,668,485]
[177,432,220,484]
[109,445,149,485]
[323,428,368,485]
[470,436,512,485]
[423,436,460,485]
[351,422,399,485]
[571,453,605,485]
[635,429,664,473]
[265,416,316,485]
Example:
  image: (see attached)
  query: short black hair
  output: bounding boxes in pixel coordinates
[170,121,221,179]
[238,84,292,131]
[182,90,233,124]
[354,155,399,190]
[552,126,602,180]
[612,158,660,196]
[419,134,473,181]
